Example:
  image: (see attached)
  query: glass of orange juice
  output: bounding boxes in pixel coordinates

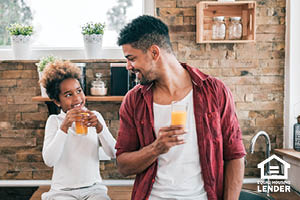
[75,113,88,135]
[171,101,187,127]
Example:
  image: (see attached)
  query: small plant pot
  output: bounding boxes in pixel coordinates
[38,71,48,97]
[83,34,103,59]
[11,35,32,59]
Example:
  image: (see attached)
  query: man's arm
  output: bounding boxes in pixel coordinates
[224,157,245,200]
[117,126,186,176]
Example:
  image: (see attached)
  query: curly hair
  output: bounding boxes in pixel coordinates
[39,60,82,102]
[117,15,173,53]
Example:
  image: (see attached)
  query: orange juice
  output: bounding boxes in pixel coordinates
[75,113,88,135]
[171,111,187,126]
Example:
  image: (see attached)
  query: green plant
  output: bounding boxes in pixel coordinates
[81,22,105,35]
[6,23,33,36]
[36,55,60,72]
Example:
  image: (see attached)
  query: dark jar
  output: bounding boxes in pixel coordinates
[293,115,300,151]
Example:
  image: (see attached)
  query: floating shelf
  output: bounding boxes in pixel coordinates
[32,96,124,102]
[196,1,256,43]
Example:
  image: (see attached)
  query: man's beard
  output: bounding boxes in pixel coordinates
[133,70,152,85]
[139,74,153,85]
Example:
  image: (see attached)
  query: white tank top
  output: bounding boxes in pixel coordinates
[149,90,208,200]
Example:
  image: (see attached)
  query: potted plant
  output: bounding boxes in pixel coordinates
[81,22,105,59]
[36,55,60,97]
[6,23,34,59]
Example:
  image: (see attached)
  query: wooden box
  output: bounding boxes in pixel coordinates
[196,1,256,43]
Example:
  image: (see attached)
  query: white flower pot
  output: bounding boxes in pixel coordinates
[11,35,32,59]
[38,71,48,97]
[83,34,103,59]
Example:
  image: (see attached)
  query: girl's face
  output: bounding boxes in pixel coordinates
[54,78,86,113]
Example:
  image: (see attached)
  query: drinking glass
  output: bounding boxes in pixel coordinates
[171,101,188,127]
[75,113,88,135]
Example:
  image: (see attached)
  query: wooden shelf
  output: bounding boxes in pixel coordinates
[196,1,256,43]
[32,96,124,102]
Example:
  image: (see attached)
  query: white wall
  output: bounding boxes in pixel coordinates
[284,0,300,148]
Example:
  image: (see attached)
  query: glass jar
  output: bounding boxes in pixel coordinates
[90,72,107,96]
[212,16,226,40]
[228,17,242,40]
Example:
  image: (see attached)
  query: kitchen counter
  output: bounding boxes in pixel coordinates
[243,183,300,200]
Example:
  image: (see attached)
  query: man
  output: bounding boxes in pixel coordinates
[116,15,246,200]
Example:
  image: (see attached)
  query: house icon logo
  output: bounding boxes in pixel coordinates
[257,154,290,180]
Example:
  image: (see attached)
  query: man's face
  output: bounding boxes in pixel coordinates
[122,44,157,85]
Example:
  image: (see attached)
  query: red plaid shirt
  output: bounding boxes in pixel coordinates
[116,63,246,200]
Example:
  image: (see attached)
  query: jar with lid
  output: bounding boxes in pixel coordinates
[90,72,107,96]
[228,17,242,40]
[212,16,226,40]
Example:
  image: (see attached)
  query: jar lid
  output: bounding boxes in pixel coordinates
[92,72,105,88]
[230,17,241,21]
[213,16,225,21]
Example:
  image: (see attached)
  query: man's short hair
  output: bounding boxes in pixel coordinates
[117,15,173,53]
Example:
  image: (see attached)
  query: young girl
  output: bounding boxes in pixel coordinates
[40,60,116,200]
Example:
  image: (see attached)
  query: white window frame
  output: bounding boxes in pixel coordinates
[284,0,300,148]
[0,0,155,60]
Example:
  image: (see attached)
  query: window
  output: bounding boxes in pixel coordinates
[0,0,154,59]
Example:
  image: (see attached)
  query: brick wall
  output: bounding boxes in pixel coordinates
[0,0,285,180]
[0,62,125,180]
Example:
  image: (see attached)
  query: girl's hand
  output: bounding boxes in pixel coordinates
[84,110,103,134]
[60,107,86,133]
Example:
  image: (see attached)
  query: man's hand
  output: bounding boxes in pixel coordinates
[117,125,186,176]
[152,125,186,155]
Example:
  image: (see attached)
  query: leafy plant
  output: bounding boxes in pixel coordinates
[36,55,60,72]
[81,22,105,35]
[6,23,33,36]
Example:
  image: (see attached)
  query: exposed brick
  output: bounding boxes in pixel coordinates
[155,0,176,8]
[0,96,7,105]
[1,70,37,79]
[15,162,48,171]
[257,24,285,34]
[21,112,48,121]
[32,170,52,180]
[0,80,17,88]
[13,95,36,105]
[159,16,184,25]
[0,138,36,147]
[16,153,43,162]
[159,7,195,17]
[7,104,39,113]
[17,79,39,88]
[236,102,283,111]
[2,170,33,179]
[0,122,12,130]
[169,25,195,33]
[176,0,198,8]
[256,33,285,42]
[256,117,283,127]
[0,154,16,163]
